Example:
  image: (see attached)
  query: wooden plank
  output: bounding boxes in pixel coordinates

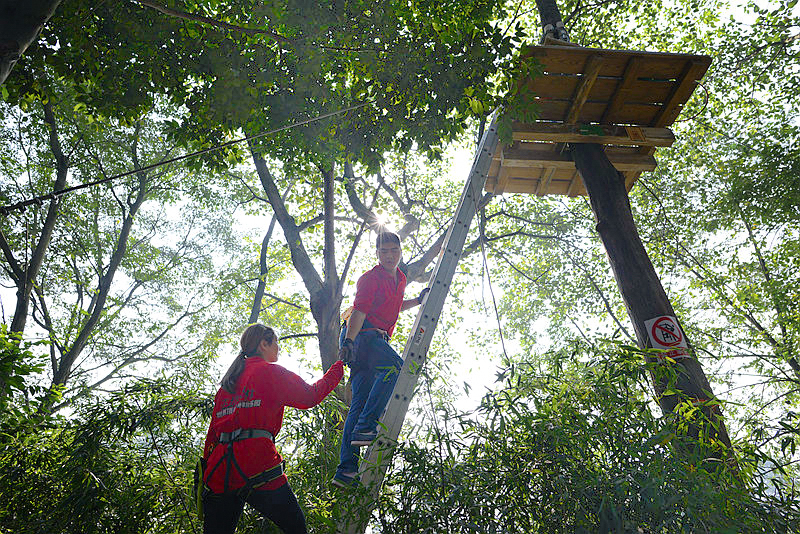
[603,103,662,125]
[487,158,500,177]
[623,170,640,191]
[601,57,643,123]
[620,80,674,103]
[535,100,603,122]
[535,167,557,196]
[520,45,709,79]
[535,100,663,124]
[652,60,709,127]
[528,75,675,105]
[489,166,577,182]
[511,123,675,147]
[567,169,583,196]
[498,145,657,172]
[565,55,605,124]
[498,178,573,195]
[494,165,513,195]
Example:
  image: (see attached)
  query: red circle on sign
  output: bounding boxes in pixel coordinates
[651,317,683,347]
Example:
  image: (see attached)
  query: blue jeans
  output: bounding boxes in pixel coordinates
[337,329,403,475]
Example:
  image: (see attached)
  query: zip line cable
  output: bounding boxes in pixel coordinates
[0,102,370,217]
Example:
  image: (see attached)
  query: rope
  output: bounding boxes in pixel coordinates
[466,141,509,359]
[477,209,510,360]
[0,102,370,216]
[674,81,709,123]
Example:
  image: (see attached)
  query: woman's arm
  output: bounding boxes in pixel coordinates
[277,361,344,409]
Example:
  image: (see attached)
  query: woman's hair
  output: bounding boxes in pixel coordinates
[220,324,276,394]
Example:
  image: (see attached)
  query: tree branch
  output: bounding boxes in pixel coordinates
[248,144,323,294]
[322,165,338,294]
[11,101,69,334]
[128,0,294,43]
[50,163,149,389]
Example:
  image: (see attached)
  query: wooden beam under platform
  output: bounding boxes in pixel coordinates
[511,123,675,147]
[497,144,657,172]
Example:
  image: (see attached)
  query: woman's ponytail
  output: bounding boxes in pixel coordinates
[220,324,276,394]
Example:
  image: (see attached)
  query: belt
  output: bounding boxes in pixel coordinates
[219,428,274,444]
[360,327,389,341]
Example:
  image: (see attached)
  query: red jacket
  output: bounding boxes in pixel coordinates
[352,264,407,337]
[203,357,343,492]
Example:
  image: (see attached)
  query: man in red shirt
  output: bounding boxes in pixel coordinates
[333,231,428,487]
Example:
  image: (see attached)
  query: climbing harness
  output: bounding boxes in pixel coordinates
[201,428,285,499]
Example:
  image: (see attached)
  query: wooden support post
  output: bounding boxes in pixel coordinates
[535,166,557,196]
[570,142,733,450]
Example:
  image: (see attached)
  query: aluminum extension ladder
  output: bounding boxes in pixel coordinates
[337,113,500,533]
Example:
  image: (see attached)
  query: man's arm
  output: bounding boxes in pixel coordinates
[345,310,367,341]
[400,287,429,312]
[400,298,420,312]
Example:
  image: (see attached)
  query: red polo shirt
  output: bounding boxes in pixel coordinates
[203,358,343,492]
[352,264,407,338]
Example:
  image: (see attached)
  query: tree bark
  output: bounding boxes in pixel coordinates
[0,0,62,86]
[248,215,278,324]
[249,147,343,370]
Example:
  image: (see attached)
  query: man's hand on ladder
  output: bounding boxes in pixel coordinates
[417,287,430,305]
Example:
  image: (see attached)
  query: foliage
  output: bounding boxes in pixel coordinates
[0,375,208,534]
[6,0,528,170]
[0,326,48,422]
[1,81,249,403]
[379,345,800,533]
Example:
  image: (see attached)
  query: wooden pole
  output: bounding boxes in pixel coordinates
[571,144,732,448]
[534,0,734,453]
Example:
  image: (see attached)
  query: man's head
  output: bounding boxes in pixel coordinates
[376,231,402,272]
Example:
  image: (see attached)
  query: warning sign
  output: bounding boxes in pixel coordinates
[644,316,687,349]
[644,315,691,361]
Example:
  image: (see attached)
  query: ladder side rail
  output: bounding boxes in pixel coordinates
[338,115,499,534]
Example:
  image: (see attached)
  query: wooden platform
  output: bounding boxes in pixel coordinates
[485,43,711,196]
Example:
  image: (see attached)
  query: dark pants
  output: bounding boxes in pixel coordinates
[337,328,403,476]
[202,483,307,534]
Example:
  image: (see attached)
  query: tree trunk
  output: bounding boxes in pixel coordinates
[51,169,148,389]
[0,0,62,86]
[532,0,734,457]
[310,288,342,371]
[571,143,732,448]
[10,101,68,334]
[249,147,341,370]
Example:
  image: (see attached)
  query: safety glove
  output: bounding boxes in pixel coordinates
[417,287,430,305]
[338,338,355,365]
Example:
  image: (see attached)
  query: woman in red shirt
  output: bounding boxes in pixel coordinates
[202,324,344,534]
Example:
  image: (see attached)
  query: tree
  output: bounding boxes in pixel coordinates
[0,83,245,406]
[4,0,525,373]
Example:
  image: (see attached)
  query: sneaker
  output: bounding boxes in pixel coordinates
[350,431,378,447]
[331,471,359,488]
